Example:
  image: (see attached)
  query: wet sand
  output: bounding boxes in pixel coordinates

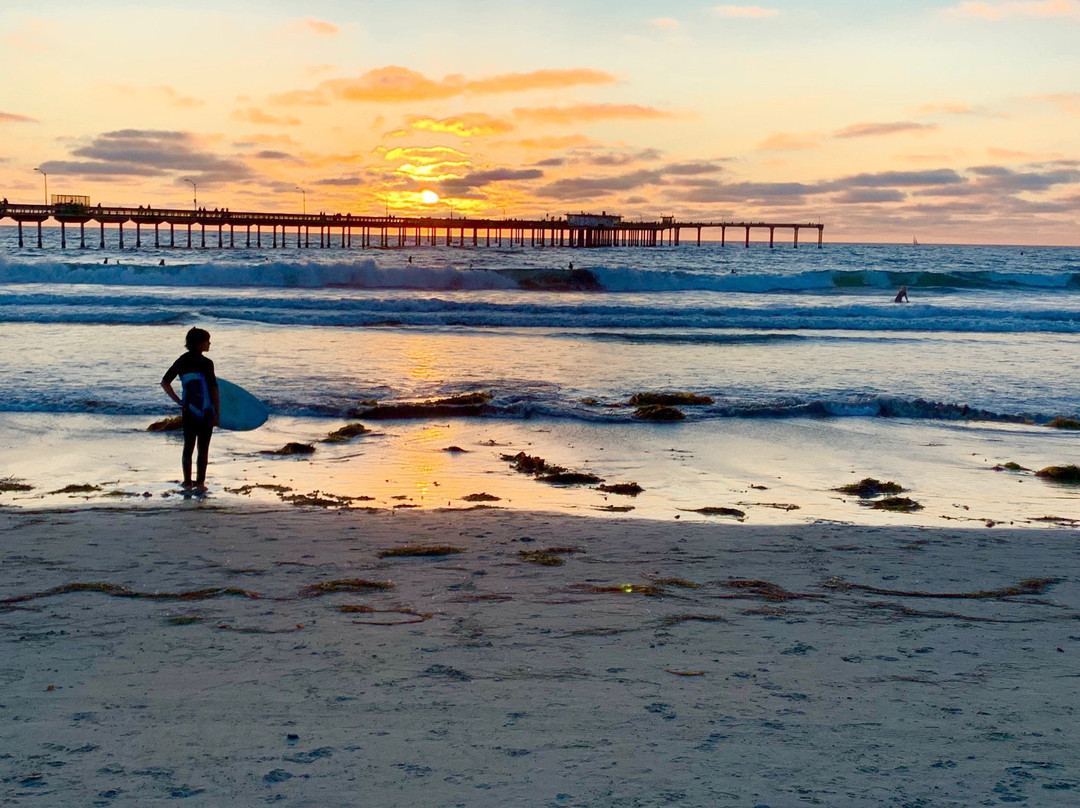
[1,507,1078,806]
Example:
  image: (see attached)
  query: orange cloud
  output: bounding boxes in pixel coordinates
[408,113,515,137]
[651,17,681,28]
[0,111,36,124]
[106,85,204,109]
[513,104,677,125]
[514,135,594,150]
[1028,92,1080,113]
[271,66,616,105]
[158,87,204,108]
[914,102,979,115]
[384,146,470,163]
[835,121,938,138]
[301,17,339,35]
[945,0,1080,19]
[757,132,820,150]
[232,108,301,126]
[713,5,781,18]
[899,152,962,162]
[233,133,301,148]
[395,162,472,181]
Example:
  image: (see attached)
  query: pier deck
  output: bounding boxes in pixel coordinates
[0,202,824,250]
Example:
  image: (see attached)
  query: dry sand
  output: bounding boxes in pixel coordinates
[1,506,1078,806]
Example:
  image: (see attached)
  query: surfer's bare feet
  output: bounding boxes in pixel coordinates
[181,480,194,490]
[193,483,207,493]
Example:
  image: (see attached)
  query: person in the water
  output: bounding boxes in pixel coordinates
[894,285,909,303]
[160,327,219,491]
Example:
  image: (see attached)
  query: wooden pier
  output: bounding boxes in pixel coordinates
[0,200,824,250]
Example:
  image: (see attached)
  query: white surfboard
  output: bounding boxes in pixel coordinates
[217,378,269,431]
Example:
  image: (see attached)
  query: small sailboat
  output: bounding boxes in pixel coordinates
[913,236,919,246]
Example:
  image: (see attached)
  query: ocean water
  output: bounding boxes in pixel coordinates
[1,225,1078,521]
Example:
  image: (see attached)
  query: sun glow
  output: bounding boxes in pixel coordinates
[420,189,440,205]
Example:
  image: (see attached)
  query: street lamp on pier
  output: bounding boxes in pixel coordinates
[183,178,197,210]
[34,168,48,204]
[296,187,305,215]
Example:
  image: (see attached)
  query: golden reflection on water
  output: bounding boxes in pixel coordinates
[405,426,449,502]
[404,343,442,384]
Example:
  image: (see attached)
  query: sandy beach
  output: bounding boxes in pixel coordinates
[2,505,1077,806]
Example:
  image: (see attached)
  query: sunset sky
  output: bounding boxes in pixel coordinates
[2,0,1078,243]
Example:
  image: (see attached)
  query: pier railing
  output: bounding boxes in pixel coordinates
[0,201,824,250]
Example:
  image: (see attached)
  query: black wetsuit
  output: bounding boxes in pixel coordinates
[162,351,218,485]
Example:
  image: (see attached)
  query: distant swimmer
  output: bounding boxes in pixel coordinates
[103,258,108,264]
[894,286,909,303]
[408,255,413,264]
[159,259,165,266]
[568,262,574,270]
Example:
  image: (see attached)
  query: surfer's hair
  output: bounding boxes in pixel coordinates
[185,327,211,350]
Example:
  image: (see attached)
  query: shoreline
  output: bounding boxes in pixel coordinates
[2,412,1078,529]
[2,506,1078,805]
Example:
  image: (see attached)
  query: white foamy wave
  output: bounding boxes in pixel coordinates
[0,257,516,291]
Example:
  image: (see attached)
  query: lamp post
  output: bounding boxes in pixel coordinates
[448,201,453,220]
[296,187,305,215]
[34,168,48,204]
[183,178,197,210]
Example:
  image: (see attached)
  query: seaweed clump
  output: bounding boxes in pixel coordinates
[378,545,463,558]
[682,506,746,519]
[0,479,33,493]
[349,392,493,420]
[993,462,1028,472]
[261,443,316,456]
[570,583,664,597]
[541,471,604,484]
[297,579,394,598]
[1046,417,1080,430]
[870,496,923,513]
[147,415,183,432]
[1,582,260,605]
[824,575,1058,599]
[632,405,685,422]
[628,392,713,406]
[281,491,360,508]
[461,492,500,502]
[834,478,904,497]
[323,423,370,443]
[519,546,579,566]
[722,579,819,602]
[596,482,644,496]
[48,484,102,495]
[224,483,294,496]
[500,452,603,485]
[1036,465,1080,483]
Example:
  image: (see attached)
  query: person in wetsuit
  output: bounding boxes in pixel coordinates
[161,327,220,491]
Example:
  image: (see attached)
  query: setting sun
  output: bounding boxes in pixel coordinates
[420,189,439,205]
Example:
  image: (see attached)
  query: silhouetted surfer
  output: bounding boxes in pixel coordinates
[161,327,219,492]
[894,286,909,303]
